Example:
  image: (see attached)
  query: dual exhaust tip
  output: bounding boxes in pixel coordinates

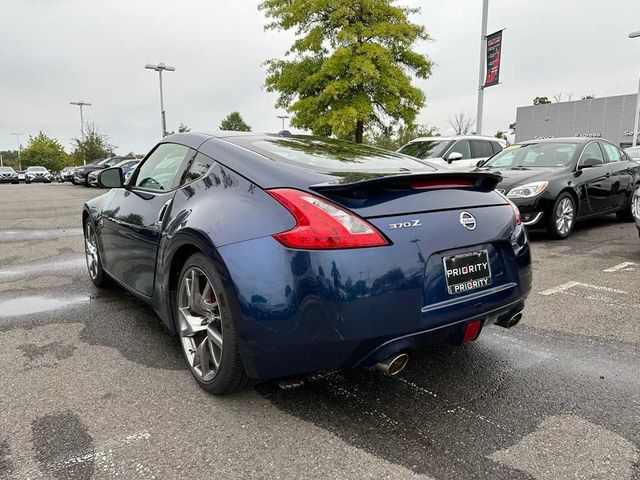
[375,352,409,376]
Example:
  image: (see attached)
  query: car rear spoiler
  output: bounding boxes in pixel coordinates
[309,171,503,196]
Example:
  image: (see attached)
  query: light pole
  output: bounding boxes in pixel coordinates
[277,115,290,131]
[70,101,91,137]
[476,0,489,135]
[10,133,24,170]
[630,31,640,147]
[145,62,175,137]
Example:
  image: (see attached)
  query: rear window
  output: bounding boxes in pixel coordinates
[227,136,435,173]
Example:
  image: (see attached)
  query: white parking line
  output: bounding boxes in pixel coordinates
[539,281,627,296]
[603,262,638,273]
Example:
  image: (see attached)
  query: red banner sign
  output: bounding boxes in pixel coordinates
[484,30,503,88]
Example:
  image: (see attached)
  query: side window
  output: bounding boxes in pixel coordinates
[182,153,215,184]
[470,140,494,158]
[601,143,622,163]
[449,140,471,160]
[134,143,192,191]
[579,142,605,165]
[491,141,504,154]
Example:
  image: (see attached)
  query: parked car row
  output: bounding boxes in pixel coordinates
[0,166,54,184]
[59,156,141,187]
[399,136,640,240]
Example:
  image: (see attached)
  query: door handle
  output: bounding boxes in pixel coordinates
[155,199,173,228]
[605,172,611,178]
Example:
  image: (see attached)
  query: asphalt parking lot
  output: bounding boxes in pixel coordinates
[0,183,638,480]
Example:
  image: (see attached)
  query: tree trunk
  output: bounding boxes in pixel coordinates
[355,121,364,144]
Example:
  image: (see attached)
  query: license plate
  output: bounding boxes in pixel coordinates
[443,250,492,295]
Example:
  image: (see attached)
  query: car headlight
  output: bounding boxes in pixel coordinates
[507,181,549,199]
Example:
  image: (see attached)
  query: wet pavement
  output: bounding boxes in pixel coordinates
[0,183,638,479]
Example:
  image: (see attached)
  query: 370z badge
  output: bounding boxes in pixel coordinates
[388,220,422,230]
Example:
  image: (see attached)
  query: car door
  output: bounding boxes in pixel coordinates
[99,143,195,296]
[576,141,610,215]
[468,139,496,169]
[601,141,634,210]
[444,140,472,170]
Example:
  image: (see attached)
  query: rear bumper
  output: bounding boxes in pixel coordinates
[218,222,532,379]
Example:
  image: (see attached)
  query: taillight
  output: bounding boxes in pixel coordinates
[266,188,389,249]
[509,202,522,225]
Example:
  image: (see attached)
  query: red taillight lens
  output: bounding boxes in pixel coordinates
[411,179,474,190]
[463,320,482,343]
[266,188,389,249]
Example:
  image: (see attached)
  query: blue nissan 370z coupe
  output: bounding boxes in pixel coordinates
[83,132,532,395]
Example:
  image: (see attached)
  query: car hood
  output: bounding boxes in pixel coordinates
[477,166,568,191]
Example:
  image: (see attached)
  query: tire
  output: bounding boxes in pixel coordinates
[616,185,639,222]
[547,192,576,239]
[176,253,252,395]
[83,219,109,287]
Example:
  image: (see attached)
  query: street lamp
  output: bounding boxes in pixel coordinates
[10,133,24,170]
[70,101,92,137]
[630,31,640,147]
[145,62,175,137]
[277,115,290,131]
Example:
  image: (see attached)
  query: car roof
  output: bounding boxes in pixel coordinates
[516,137,600,145]
[407,135,506,143]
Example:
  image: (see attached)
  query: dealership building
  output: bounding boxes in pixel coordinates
[515,93,639,148]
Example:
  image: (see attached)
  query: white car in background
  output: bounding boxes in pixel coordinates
[624,146,640,160]
[397,135,507,170]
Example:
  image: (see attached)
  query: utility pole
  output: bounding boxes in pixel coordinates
[10,133,24,170]
[145,63,175,137]
[476,0,489,135]
[70,101,92,165]
[277,115,290,131]
[629,31,640,147]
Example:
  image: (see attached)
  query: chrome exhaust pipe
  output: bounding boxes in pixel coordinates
[375,353,409,376]
[498,312,522,329]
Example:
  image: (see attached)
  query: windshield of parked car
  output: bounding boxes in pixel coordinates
[483,143,578,169]
[397,139,453,159]
[227,136,435,173]
[26,166,47,172]
[0,167,15,173]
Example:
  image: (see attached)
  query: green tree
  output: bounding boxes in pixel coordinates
[178,123,191,133]
[70,122,115,165]
[219,112,252,132]
[20,132,68,171]
[495,131,510,145]
[260,0,432,143]
[366,123,438,151]
[533,96,551,105]
[0,150,20,169]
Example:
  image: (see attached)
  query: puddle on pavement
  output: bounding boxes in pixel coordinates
[0,295,90,318]
[0,228,83,243]
[0,256,85,282]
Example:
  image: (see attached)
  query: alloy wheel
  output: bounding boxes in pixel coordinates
[84,223,99,280]
[555,197,574,236]
[632,188,640,221]
[177,267,224,382]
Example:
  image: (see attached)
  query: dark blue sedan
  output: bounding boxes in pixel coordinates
[83,132,532,395]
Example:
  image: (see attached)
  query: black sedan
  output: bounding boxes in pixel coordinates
[73,156,135,186]
[0,166,19,184]
[477,138,640,239]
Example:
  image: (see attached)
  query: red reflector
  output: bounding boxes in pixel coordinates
[411,179,474,190]
[266,188,389,250]
[463,320,482,343]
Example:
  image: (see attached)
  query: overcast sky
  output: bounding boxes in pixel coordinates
[2,0,639,154]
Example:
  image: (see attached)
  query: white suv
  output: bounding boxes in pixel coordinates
[397,135,506,170]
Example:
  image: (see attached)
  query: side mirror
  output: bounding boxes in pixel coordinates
[579,158,603,169]
[447,152,463,163]
[98,167,124,188]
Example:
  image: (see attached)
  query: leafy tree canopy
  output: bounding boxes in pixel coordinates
[0,150,20,169]
[366,123,438,151]
[70,122,115,165]
[260,0,433,143]
[220,112,252,132]
[21,132,68,171]
[533,96,551,105]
